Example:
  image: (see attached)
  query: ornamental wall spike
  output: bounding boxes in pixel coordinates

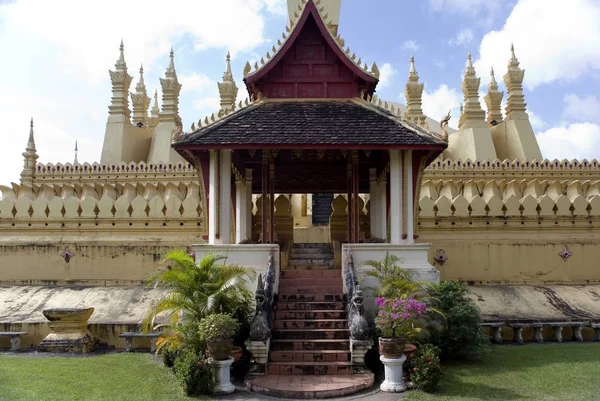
[294,12,299,19]
[243,61,251,77]
[211,113,215,122]
[351,53,356,61]
[384,101,389,110]
[238,101,243,108]
[319,6,325,12]
[190,122,195,131]
[315,0,321,5]
[245,98,250,106]
[277,39,282,46]
[357,58,362,65]
[371,62,380,77]
[204,117,209,125]
[345,47,350,54]
[323,13,329,19]
[254,62,259,70]
[260,57,265,65]
[198,119,202,127]
[266,52,271,59]
[378,99,382,107]
[297,3,302,11]
[272,45,277,53]
[282,32,287,39]
[363,63,368,71]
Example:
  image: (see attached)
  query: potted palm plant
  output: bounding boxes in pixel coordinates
[198,314,240,361]
[142,250,255,355]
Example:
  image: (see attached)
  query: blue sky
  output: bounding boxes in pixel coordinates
[0,0,599,185]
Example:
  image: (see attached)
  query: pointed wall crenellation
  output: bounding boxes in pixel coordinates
[131,64,151,126]
[108,40,133,119]
[218,52,238,113]
[460,53,486,129]
[404,56,426,126]
[503,44,528,120]
[485,68,504,127]
[20,118,39,186]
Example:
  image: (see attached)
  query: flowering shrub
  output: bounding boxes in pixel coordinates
[410,344,442,393]
[375,297,427,340]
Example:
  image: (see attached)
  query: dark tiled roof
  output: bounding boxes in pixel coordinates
[174,100,446,149]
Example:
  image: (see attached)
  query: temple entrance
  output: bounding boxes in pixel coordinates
[311,193,334,225]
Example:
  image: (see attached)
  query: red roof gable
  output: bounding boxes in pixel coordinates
[244,0,379,100]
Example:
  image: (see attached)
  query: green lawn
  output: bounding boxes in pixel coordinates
[0,353,212,401]
[407,344,600,401]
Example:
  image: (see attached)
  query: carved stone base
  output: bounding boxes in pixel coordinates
[350,338,373,365]
[246,338,270,375]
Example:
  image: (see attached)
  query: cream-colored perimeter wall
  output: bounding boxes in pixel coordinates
[419,227,600,284]
[0,234,203,285]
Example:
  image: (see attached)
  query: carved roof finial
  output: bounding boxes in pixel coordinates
[166,47,176,76]
[21,118,39,185]
[131,63,150,125]
[108,40,133,118]
[504,44,527,119]
[485,67,504,127]
[218,51,238,112]
[460,53,485,128]
[405,55,425,121]
[116,39,126,68]
[151,90,160,117]
[74,140,79,165]
[159,47,182,123]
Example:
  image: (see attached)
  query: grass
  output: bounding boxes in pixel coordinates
[0,352,213,401]
[406,344,600,401]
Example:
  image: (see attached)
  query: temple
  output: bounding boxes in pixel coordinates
[1,0,599,396]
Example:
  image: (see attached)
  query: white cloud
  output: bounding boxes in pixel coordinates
[433,59,445,69]
[422,85,462,129]
[475,0,600,90]
[429,0,501,14]
[537,123,600,161]
[448,28,474,47]
[0,0,281,84]
[378,63,397,89]
[564,94,600,123]
[0,0,284,185]
[528,110,547,131]
[402,40,420,51]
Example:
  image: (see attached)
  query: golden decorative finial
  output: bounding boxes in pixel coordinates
[244,61,251,77]
[371,62,380,78]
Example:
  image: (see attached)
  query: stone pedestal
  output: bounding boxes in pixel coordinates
[350,339,373,366]
[380,355,407,393]
[39,308,95,353]
[245,338,270,375]
[208,357,235,395]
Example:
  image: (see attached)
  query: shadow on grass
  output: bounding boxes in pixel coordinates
[430,369,525,400]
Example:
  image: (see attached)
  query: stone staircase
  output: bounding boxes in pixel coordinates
[268,243,352,375]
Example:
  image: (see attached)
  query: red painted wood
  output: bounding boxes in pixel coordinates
[244,3,376,100]
[262,153,268,244]
[270,164,275,244]
[347,162,352,243]
[352,153,359,243]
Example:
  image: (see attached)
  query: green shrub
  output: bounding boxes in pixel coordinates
[410,344,442,393]
[162,347,178,368]
[426,281,489,361]
[172,348,214,396]
[198,314,240,342]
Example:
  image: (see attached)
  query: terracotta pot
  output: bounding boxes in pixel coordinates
[231,346,243,362]
[404,343,417,360]
[207,340,233,361]
[379,337,406,359]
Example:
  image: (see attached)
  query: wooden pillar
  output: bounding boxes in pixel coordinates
[389,150,403,244]
[352,151,359,243]
[269,163,275,244]
[404,151,414,244]
[347,161,353,243]
[219,150,232,244]
[261,151,268,244]
[235,174,246,244]
[208,150,219,244]
[245,169,253,242]
[369,168,378,239]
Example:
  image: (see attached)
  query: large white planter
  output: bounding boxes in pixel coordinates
[380,355,407,393]
[208,357,235,395]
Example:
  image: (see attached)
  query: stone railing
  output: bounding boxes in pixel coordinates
[33,161,198,184]
[0,182,203,225]
[482,321,600,344]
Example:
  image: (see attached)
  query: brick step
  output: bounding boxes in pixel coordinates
[279,286,344,295]
[279,294,343,302]
[267,362,353,375]
[276,302,345,311]
[272,329,350,340]
[281,270,341,279]
[270,339,350,351]
[289,259,334,267]
[273,319,347,330]
[270,350,351,363]
[293,243,332,249]
[275,310,347,320]
[282,265,339,271]
[279,278,341,287]
[290,253,334,260]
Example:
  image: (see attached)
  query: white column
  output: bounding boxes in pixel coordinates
[219,149,232,244]
[208,150,218,245]
[404,150,414,244]
[245,169,253,241]
[378,177,388,240]
[235,176,247,244]
[389,150,403,244]
[369,168,380,239]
